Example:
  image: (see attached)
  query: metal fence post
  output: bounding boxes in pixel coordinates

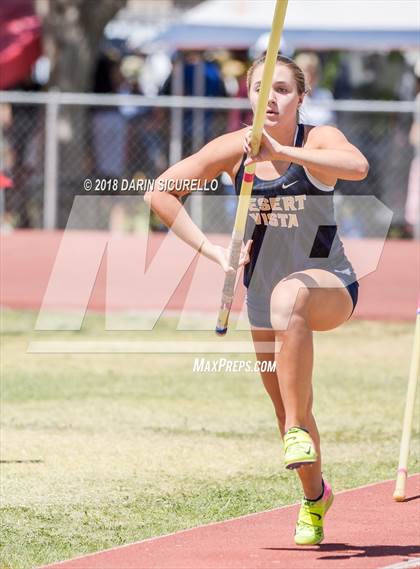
[169,56,183,166]
[44,91,59,229]
[191,58,205,229]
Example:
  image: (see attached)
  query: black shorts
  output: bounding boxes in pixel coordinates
[246,271,359,329]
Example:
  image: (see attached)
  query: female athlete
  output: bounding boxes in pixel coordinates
[145,55,369,545]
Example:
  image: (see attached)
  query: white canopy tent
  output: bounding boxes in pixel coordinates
[144,0,420,51]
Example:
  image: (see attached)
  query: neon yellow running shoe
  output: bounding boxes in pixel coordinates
[294,480,334,545]
[284,427,317,470]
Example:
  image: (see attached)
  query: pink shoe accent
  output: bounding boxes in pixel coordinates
[322,480,332,503]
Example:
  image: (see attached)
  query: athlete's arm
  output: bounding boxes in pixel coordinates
[244,125,369,186]
[144,130,248,270]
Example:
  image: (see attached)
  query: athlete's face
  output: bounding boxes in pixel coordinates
[249,63,304,127]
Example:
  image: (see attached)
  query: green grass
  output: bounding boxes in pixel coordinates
[1,309,419,569]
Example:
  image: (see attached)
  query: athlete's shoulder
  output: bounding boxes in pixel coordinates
[304,124,349,148]
[198,128,246,157]
[196,128,246,176]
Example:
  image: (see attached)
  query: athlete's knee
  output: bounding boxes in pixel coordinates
[270,282,310,332]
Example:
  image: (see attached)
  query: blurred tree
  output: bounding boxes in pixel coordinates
[34,0,202,228]
[34,0,127,228]
[38,0,127,92]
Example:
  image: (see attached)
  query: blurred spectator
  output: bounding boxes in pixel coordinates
[91,52,127,179]
[160,51,227,155]
[0,103,14,175]
[294,52,336,126]
[121,55,168,180]
[0,103,14,231]
[90,51,130,231]
[223,59,253,132]
[139,51,172,96]
[333,56,352,99]
[5,77,43,228]
[249,33,293,60]
[405,71,420,238]
[220,58,252,226]
[183,51,227,99]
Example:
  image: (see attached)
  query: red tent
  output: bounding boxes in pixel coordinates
[0,0,42,89]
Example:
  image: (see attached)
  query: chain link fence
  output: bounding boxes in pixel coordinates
[0,91,416,236]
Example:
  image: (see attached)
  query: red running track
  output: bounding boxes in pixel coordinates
[1,231,419,320]
[38,475,420,569]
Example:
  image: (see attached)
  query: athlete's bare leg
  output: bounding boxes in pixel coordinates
[250,269,354,500]
[251,327,323,500]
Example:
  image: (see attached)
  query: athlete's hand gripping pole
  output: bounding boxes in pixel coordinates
[215,0,289,335]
